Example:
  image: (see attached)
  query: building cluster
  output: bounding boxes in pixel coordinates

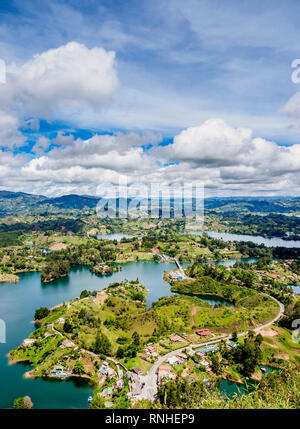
[60,339,75,349]
[139,344,160,361]
[169,333,184,342]
[21,338,36,348]
[168,271,183,281]
[100,363,125,399]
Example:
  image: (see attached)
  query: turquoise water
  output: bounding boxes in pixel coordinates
[187,230,300,248]
[0,257,276,409]
[259,365,280,375]
[292,286,300,294]
[218,379,246,398]
[0,261,191,409]
[194,294,234,307]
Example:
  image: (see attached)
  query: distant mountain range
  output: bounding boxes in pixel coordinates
[0,191,100,215]
[0,190,299,216]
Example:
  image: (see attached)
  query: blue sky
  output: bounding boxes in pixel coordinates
[0,0,300,196]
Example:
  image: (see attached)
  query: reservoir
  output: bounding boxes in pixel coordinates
[0,255,280,408]
[0,260,193,409]
[187,230,300,248]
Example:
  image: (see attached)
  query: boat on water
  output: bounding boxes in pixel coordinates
[88,396,93,403]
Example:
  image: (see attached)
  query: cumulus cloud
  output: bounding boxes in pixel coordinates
[0,111,25,148]
[0,118,299,197]
[0,42,119,149]
[3,42,118,118]
[150,119,300,195]
[164,119,253,167]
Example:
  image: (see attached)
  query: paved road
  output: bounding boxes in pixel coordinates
[136,292,285,401]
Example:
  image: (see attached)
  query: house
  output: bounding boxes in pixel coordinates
[102,386,114,398]
[170,334,183,342]
[99,361,109,375]
[169,271,180,281]
[196,329,211,336]
[60,339,75,349]
[176,353,187,361]
[196,344,218,354]
[157,364,172,383]
[199,359,210,368]
[57,317,65,324]
[140,353,150,360]
[167,356,182,366]
[107,367,117,378]
[132,367,143,375]
[116,379,124,388]
[22,338,36,347]
[117,369,123,379]
[145,345,156,354]
[51,365,64,375]
[181,369,189,378]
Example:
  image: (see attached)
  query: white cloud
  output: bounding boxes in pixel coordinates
[3,41,118,119]
[0,111,25,148]
[150,119,300,195]
[0,41,119,149]
[280,91,300,119]
[0,118,299,197]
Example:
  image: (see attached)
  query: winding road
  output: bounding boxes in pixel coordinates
[136,292,285,401]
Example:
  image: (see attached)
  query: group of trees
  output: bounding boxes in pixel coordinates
[157,378,206,408]
[220,331,263,377]
[34,307,50,320]
[41,258,70,282]
[91,332,112,356]
[279,299,300,329]
[40,239,120,283]
[116,331,141,359]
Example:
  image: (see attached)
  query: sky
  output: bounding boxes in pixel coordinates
[0,0,300,197]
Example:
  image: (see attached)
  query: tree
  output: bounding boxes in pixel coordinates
[93,332,112,356]
[116,346,124,359]
[73,360,85,375]
[231,331,238,342]
[132,331,140,346]
[80,289,89,299]
[63,319,73,333]
[34,307,49,320]
[90,394,105,409]
[210,354,222,375]
[232,333,263,377]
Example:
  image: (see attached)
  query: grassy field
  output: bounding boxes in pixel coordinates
[260,327,300,366]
